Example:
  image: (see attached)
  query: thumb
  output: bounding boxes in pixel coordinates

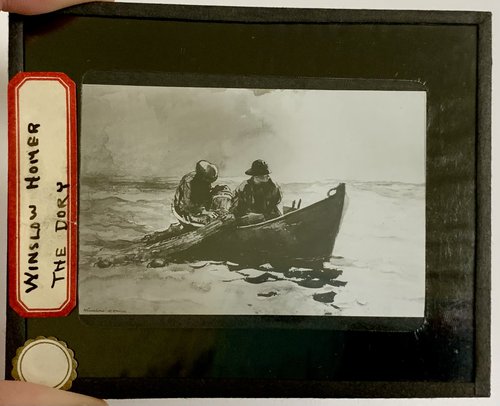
[1,0,114,15]
[0,381,107,406]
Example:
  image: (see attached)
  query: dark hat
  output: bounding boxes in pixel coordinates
[245,159,270,176]
[196,160,218,182]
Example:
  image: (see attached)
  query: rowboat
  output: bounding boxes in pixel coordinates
[166,183,346,267]
[96,183,346,268]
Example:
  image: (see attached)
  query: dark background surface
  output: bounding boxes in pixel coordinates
[6,3,490,398]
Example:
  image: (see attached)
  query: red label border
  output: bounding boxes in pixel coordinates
[8,72,78,318]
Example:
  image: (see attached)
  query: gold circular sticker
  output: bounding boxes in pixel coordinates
[12,336,77,390]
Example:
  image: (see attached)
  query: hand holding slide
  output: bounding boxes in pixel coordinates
[1,0,113,15]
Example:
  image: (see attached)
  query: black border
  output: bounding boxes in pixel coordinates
[6,2,491,398]
[6,13,27,385]
[474,12,492,397]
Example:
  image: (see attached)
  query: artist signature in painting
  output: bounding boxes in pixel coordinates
[83,308,127,314]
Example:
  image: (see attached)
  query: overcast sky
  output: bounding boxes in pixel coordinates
[81,84,426,183]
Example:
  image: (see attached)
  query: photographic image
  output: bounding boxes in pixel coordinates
[78,81,426,317]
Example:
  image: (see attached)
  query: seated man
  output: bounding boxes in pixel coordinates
[174,160,219,224]
[231,159,282,222]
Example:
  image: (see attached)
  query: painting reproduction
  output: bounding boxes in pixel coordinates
[78,82,426,318]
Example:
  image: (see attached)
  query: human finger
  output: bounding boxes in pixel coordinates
[1,0,114,15]
[0,381,107,406]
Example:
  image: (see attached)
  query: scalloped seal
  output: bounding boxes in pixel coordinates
[12,336,77,390]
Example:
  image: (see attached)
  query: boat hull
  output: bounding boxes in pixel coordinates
[183,183,346,266]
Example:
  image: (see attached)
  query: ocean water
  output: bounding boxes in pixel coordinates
[78,178,425,317]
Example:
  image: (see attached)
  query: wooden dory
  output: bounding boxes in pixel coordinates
[159,183,346,267]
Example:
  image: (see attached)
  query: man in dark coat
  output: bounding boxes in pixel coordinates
[231,159,282,220]
[174,160,218,224]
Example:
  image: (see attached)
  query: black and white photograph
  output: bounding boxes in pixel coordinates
[78,81,426,317]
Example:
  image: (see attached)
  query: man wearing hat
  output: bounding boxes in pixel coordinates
[174,160,219,224]
[231,159,282,220]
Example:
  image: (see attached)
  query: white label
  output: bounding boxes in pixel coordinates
[9,73,77,317]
